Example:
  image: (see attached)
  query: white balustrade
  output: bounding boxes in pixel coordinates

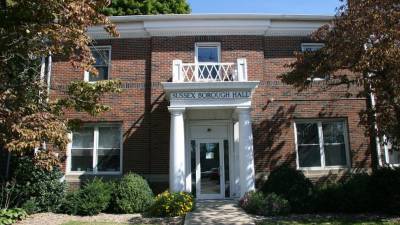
[172,58,248,82]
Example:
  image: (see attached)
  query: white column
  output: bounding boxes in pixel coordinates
[237,107,256,197]
[169,107,186,192]
[236,58,248,81]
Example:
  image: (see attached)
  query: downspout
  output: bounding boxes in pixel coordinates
[369,90,383,167]
[46,55,52,99]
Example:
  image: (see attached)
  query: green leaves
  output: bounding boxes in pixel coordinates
[102,0,191,16]
[55,79,121,116]
[0,208,27,225]
[0,0,120,168]
[281,0,400,153]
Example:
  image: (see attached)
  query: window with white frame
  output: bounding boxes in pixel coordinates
[69,124,121,174]
[295,120,350,169]
[301,43,328,81]
[385,141,400,165]
[195,42,221,79]
[84,46,111,82]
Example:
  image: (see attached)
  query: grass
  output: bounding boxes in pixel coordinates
[258,218,400,225]
[61,222,157,225]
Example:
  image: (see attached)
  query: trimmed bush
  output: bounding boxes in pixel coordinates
[9,157,66,212]
[239,191,290,216]
[112,173,154,213]
[149,191,194,217]
[239,191,265,215]
[0,208,27,225]
[370,167,400,214]
[61,178,113,216]
[261,165,313,212]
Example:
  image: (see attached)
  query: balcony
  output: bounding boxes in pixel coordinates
[172,58,248,82]
[162,58,259,108]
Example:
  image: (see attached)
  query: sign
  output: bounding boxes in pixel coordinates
[170,91,251,100]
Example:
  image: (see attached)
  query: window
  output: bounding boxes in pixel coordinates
[301,43,328,81]
[295,120,350,169]
[385,141,400,165]
[195,42,221,79]
[69,124,121,174]
[301,43,324,52]
[84,46,111,82]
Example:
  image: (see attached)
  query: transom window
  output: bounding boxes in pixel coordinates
[69,124,121,174]
[295,120,350,169]
[84,46,111,82]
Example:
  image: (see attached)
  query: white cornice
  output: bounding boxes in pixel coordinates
[88,14,332,39]
[161,81,260,92]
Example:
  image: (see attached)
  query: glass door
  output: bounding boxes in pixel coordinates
[196,139,225,199]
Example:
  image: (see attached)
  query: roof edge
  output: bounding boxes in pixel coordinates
[110,13,333,23]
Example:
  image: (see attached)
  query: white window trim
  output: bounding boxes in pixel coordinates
[294,118,351,171]
[195,42,221,63]
[301,43,325,52]
[384,137,400,167]
[84,46,112,82]
[66,123,123,175]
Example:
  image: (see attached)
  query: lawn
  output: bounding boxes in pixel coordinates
[258,218,400,225]
[61,222,157,225]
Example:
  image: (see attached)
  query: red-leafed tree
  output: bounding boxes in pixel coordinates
[0,0,121,170]
[280,0,400,168]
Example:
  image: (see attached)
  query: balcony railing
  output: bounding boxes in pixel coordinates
[172,58,248,82]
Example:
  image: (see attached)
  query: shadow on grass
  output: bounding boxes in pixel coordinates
[257,214,400,225]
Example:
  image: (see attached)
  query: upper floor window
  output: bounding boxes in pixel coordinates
[301,43,325,52]
[301,43,328,81]
[385,142,400,165]
[295,119,350,170]
[69,124,121,174]
[195,42,221,79]
[84,46,111,82]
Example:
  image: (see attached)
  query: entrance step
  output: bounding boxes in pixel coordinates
[184,200,255,225]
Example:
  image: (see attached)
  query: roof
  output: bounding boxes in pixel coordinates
[89,13,333,39]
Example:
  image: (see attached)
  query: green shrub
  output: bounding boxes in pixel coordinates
[60,178,113,216]
[239,191,290,216]
[59,191,81,215]
[312,183,344,213]
[148,191,194,217]
[112,173,154,213]
[261,165,313,213]
[239,191,265,215]
[10,156,66,212]
[340,173,372,213]
[370,167,400,214]
[0,208,27,225]
[20,198,41,215]
[263,193,291,216]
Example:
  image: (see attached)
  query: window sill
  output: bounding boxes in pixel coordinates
[66,171,122,176]
[298,166,350,171]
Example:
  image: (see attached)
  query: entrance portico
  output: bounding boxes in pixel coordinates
[162,58,259,198]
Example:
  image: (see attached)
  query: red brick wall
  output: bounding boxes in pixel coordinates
[50,35,371,187]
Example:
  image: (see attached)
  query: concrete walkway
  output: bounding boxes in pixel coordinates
[184,200,255,225]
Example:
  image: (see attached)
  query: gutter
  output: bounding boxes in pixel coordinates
[110,13,334,23]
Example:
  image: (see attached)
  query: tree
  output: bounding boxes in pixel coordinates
[102,0,190,16]
[280,0,400,168]
[0,0,120,170]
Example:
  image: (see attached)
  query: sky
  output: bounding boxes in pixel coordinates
[187,0,342,15]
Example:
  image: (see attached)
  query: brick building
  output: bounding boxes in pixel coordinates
[49,14,398,199]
